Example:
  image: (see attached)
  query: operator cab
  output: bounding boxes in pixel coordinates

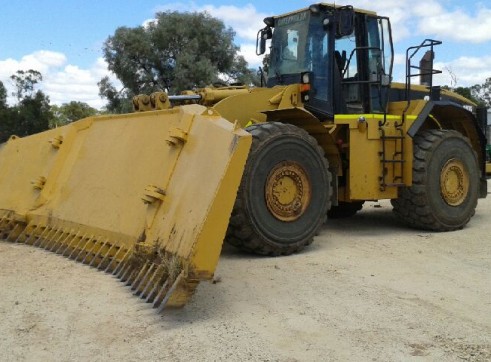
[257,3,393,119]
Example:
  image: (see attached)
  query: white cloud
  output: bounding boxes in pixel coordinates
[154,2,267,41]
[239,44,263,69]
[434,56,491,87]
[418,7,491,43]
[199,4,266,42]
[349,0,491,43]
[0,52,114,109]
[347,0,415,41]
[0,51,67,80]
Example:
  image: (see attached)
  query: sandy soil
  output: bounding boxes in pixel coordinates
[1,188,490,361]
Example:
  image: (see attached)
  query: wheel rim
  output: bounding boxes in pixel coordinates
[440,158,469,206]
[265,161,311,222]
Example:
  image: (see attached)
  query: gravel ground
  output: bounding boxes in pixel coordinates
[0,186,490,361]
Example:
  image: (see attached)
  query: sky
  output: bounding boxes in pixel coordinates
[1,0,491,109]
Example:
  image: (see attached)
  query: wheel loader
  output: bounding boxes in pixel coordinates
[0,3,487,310]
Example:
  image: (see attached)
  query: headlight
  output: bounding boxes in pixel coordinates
[302,73,310,84]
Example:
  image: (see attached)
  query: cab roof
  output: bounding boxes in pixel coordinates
[274,3,377,19]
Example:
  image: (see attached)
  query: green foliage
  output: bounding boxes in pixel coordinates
[10,70,42,101]
[100,11,256,112]
[0,70,52,143]
[15,91,52,136]
[451,86,485,107]
[0,108,17,142]
[0,70,105,143]
[469,77,491,108]
[0,81,7,108]
[50,101,98,128]
[0,91,52,142]
[97,76,132,114]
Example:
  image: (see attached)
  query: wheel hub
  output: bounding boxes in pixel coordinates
[440,159,469,206]
[265,161,311,222]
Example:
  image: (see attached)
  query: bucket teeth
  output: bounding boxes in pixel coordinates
[32,226,50,247]
[13,224,37,244]
[129,261,149,288]
[141,265,163,302]
[81,236,98,264]
[0,215,14,239]
[58,230,80,255]
[38,226,56,248]
[50,230,70,252]
[113,248,132,276]
[47,230,65,251]
[133,263,156,295]
[1,219,190,313]
[119,260,134,281]
[100,245,123,273]
[0,215,18,240]
[105,246,124,273]
[42,227,63,250]
[143,265,166,303]
[68,233,88,259]
[89,239,108,267]
[7,223,21,240]
[150,278,169,305]
[96,243,111,268]
[73,235,94,261]
[155,271,184,312]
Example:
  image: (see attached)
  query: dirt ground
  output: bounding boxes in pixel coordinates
[1,187,490,361]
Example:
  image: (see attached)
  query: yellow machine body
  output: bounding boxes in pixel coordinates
[1,2,486,310]
[0,105,251,309]
[161,83,483,203]
[133,79,485,204]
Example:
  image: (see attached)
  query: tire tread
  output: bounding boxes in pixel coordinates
[392,129,478,231]
[225,122,332,256]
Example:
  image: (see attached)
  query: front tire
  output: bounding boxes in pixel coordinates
[226,122,332,256]
[392,129,479,231]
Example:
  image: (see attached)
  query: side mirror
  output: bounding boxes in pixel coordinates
[256,27,272,55]
[337,6,355,37]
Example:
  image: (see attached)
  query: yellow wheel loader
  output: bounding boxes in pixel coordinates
[0,3,487,310]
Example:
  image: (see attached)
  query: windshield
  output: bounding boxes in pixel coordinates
[268,11,312,77]
[267,10,332,111]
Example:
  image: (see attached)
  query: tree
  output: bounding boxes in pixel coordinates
[97,76,132,114]
[10,69,42,101]
[0,108,16,143]
[14,91,52,136]
[0,81,11,142]
[444,78,490,108]
[0,70,51,142]
[453,87,485,106]
[50,101,98,128]
[101,10,254,108]
[0,81,7,109]
[469,77,491,108]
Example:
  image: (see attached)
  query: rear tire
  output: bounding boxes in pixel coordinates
[392,129,479,231]
[225,122,332,256]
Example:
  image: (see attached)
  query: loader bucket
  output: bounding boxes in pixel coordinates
[0,104,251,310]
